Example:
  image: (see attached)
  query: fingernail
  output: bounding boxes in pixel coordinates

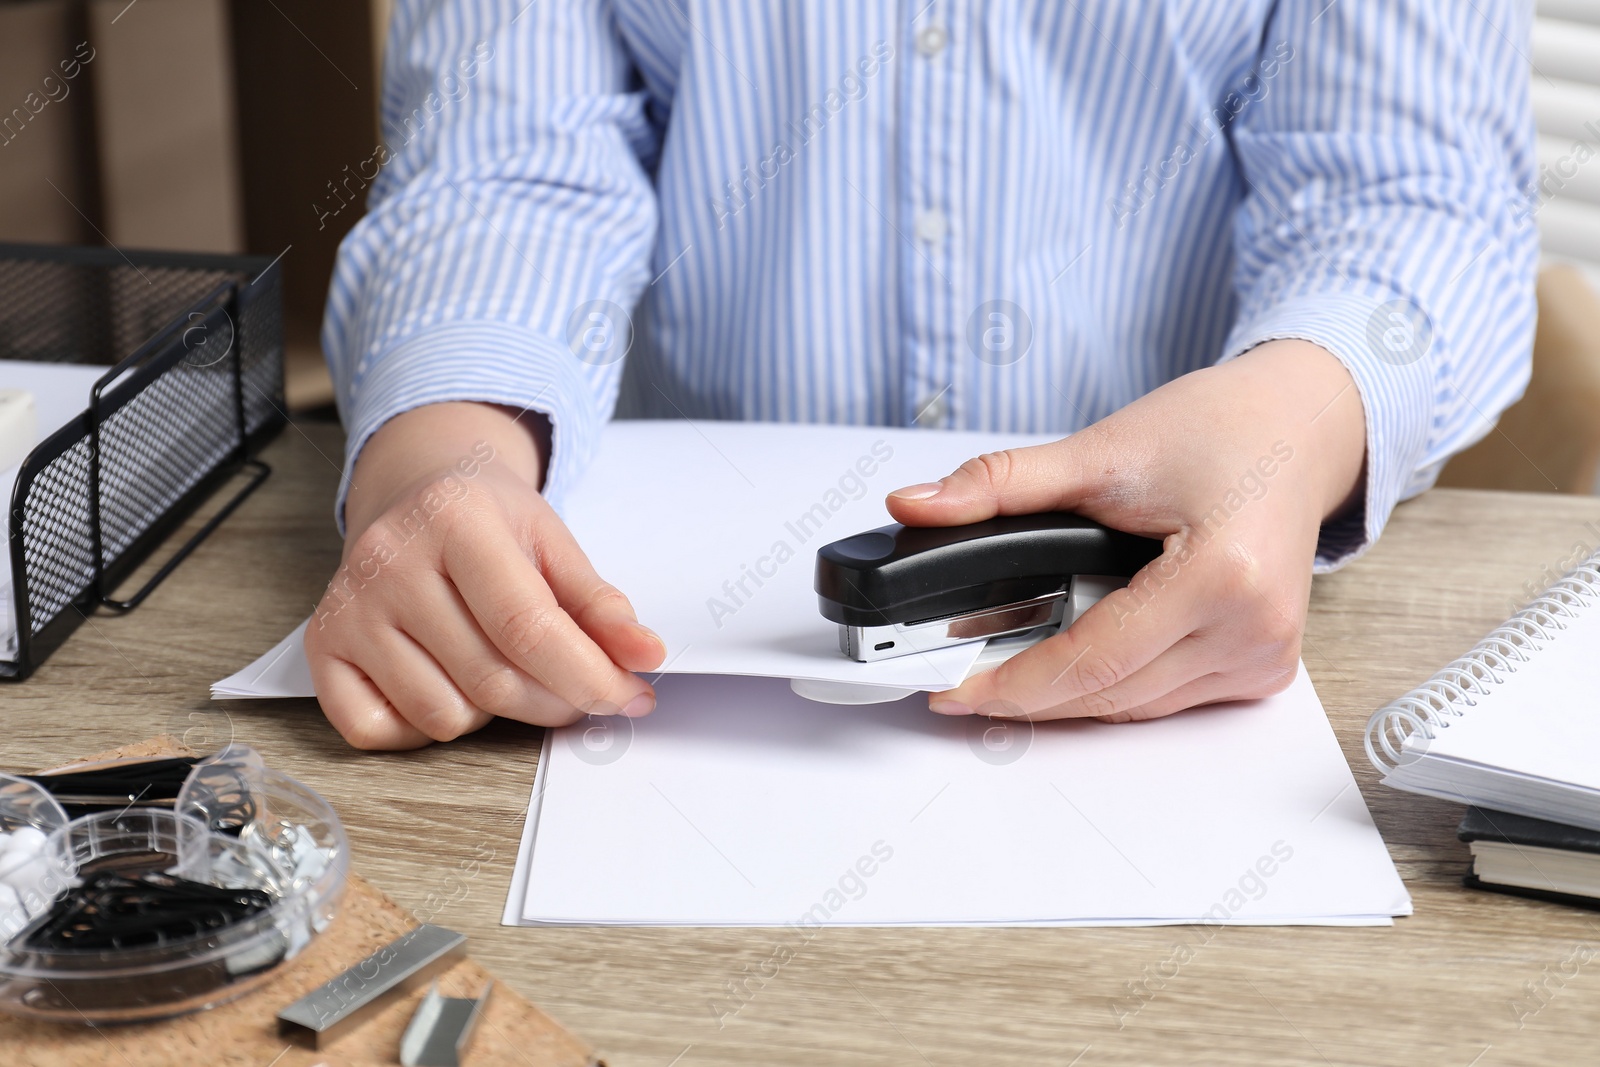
[633,622,666,649]
[890,481,943,501]
[622,692,655,717]
[928,698,972,716]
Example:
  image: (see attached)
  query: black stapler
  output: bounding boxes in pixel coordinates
[814,513,1164,662]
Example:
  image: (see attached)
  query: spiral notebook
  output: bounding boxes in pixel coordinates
[1366,549,1600,832]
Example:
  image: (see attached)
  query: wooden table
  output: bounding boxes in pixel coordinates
[7,420,1600,1067]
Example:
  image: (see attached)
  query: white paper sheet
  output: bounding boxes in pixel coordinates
[506,666,1412,927]
[1,361,118,660]
[210,620,314,698]
[214,421,1063,698]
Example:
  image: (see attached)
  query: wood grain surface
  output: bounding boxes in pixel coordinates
[5,419,1600,1067]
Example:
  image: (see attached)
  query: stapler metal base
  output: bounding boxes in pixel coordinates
[839,588,1069,662]
[795,575,1125,705]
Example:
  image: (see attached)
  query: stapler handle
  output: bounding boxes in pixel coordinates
[815,512,1163,628]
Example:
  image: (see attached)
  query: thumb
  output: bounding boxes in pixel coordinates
[885,437,1099,527]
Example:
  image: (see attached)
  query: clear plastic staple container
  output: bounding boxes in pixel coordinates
[0,746,346,1022]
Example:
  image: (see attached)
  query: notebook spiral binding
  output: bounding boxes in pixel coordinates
[1364,552,1600,773]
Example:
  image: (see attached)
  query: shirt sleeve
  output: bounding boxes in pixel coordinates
[321,0,660,530]
[1219,0,1539,571]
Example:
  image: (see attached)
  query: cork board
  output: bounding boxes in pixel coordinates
[4,737,599,1067]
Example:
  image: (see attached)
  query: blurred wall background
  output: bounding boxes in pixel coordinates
[0,0,393,410]
[3,0,1600,492]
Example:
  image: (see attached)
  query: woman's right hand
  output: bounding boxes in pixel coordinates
[304,401,665,749]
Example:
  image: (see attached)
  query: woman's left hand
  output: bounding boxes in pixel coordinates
[885,339,1368,723]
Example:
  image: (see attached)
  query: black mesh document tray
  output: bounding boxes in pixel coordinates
[2,243,286,680]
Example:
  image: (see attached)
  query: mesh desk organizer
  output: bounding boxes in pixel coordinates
[2,243,285,680]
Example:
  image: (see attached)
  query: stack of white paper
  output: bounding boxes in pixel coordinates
[213,420,1411,927]
[506,669,1411,927]
[214,422,1053,698]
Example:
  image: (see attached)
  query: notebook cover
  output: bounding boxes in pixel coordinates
[1462,873,1600,911]
[2,736,601,1067]
[1457,806,1600,854]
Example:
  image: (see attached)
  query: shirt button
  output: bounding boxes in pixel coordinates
[915,393,946,427]
[916,24,949,57]
[914,209,947,244]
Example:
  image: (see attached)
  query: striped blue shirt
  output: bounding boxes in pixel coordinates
[323,0,1538,568]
